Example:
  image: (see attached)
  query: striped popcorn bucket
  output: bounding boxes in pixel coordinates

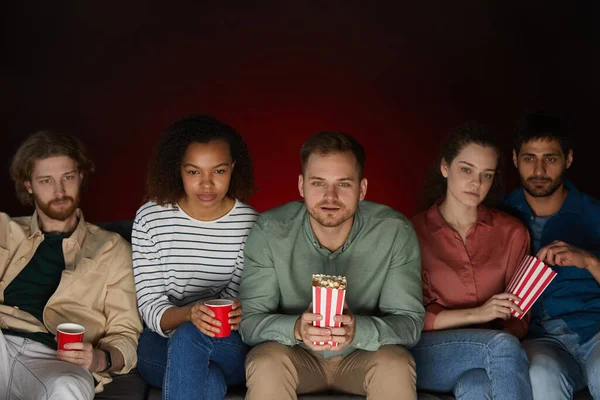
[506,255,557,319]
[312,286,346,346]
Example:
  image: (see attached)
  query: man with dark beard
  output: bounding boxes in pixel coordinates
[239,131,424,400]
[504,112,600,400]
[0,131,142,399]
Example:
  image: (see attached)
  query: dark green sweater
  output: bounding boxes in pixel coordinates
[3,233,66,349]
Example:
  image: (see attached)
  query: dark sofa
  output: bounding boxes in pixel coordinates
[99,371,455,400]
[97,220,592,400]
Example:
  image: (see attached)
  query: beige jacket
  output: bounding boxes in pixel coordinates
[0,210,143,392]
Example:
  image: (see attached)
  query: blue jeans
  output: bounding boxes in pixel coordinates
[136,322,248,400]
[410,329,533,400]
[524,321,600,400]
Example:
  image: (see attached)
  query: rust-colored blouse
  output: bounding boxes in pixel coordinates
[411,202,531,338]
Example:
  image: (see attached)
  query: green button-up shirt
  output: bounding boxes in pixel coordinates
[239,200,424,359]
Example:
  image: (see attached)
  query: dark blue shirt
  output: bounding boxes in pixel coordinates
[530,214,553,254]
[504,179,600,343]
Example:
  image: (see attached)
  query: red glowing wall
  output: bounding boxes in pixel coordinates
[1,3,597,222]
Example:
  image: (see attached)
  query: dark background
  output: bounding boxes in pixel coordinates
[1,2,598,223]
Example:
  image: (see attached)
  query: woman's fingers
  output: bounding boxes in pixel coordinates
[494,299,523,315]
[493,293,521,302]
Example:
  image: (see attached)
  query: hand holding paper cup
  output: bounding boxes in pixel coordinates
[56,323,85,350]
[312,274,347,346]
[204,299,234,338]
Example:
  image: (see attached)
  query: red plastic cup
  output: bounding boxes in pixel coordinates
[204,299,233,338]
[56,323,85,350]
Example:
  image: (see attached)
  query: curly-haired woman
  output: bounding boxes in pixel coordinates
[132,115,258,400]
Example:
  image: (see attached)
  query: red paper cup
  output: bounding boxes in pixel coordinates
[56,323,85,350]
[204,299,234,338]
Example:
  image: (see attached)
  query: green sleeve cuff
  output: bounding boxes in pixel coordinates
[278,314,302,346]
[352,315,378,351]
[240,314,302,347]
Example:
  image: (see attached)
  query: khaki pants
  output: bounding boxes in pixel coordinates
[245,342,416,400]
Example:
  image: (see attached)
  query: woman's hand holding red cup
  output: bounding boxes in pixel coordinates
[227,299,242,330]
[190,298,242,338]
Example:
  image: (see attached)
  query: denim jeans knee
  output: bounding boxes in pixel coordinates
[170,321,199,341]
[487,331,524,355]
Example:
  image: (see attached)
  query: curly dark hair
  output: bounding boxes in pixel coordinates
[146,114,255,205]
[10,130,95,206]
[416,122,504,212]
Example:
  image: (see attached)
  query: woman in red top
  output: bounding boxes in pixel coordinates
[410,123,533,400]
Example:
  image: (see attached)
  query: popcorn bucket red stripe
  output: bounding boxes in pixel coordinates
[508,255,557,319]
[313,285,321,327]
[514,268,557,319]
[509,256,536,294]
[513,278,541,318]
[507,256,531,293]
[334,289,345,328]
[516,261,545,303]
[517,272,549,315]
[313,286,324,345]
[513,257,542,296]
[509,260,536,305]
[511,263,544,317]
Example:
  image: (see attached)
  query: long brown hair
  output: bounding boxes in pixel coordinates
[416,122,504,212]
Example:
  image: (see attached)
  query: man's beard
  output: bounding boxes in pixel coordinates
[35,194,80,221]
[307,201,353,228]
[521,174,564,198]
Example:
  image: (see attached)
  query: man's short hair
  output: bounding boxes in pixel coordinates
[514,111,573,155]
[300,131,366,179]
[9,130,95,205]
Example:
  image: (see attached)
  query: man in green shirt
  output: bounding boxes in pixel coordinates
[239,131,425,400]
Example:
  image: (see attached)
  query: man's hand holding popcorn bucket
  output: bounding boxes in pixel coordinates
[293,274,355,351]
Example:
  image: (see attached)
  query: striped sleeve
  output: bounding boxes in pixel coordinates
[132,213,174,337]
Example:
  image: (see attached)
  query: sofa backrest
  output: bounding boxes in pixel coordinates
[98,220,134,243]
